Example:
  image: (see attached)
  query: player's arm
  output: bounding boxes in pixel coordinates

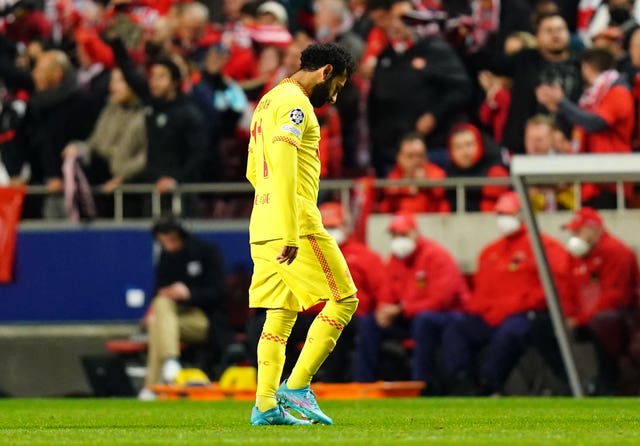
[271,102,307,261]
[271,137,299,248]
[246,142,256,188]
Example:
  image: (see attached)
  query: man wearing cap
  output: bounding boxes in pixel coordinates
[441,191,571,395]
[318,201,391,381]
[558,207,639,394]
[356,212,469,392]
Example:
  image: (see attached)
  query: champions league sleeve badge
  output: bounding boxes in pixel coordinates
[289,108,305,125]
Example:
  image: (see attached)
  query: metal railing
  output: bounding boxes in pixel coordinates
[20,176,634,222]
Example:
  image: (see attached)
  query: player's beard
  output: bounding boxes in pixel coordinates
[309,79,333,107]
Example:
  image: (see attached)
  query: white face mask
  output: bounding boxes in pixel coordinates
[566,236,591,258]
[390,236,416,259]
[326,228,346,246]
[496,215,522,236]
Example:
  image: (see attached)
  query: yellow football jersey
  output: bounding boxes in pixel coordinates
[246,78,324,247]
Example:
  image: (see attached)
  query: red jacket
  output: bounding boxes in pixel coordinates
[565,232,639,325]
[478,87,511,144]
[378,162,450,213]
[469,228,571,327]
[385,237,470,317]
[575,84,634,203]
[340,238,391,316]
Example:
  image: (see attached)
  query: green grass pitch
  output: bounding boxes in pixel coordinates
[0,398,639,445]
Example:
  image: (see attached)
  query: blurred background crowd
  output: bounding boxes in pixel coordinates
[1,0,640,219]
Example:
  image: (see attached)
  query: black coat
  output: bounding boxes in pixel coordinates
[0,40,94,181]
[368,36,471,174]
[155,235,231,351]
[109,38,209,183]
[473,48,582,154]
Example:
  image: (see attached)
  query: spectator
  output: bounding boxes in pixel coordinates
[368,0,470,176]
[4,1,52,44]
[139,215,230,400]
[313,0,364,174]
[536,47,634,209]
[378,132,450,214]
[359,0,391,80]
[441,191,571,395]
[105,34,209,215]
[619,26,640,151]
[356,212,469,392]
[61,68,147,216]
[523,115,576,211]
[191,43,247,183]
[251,1,293,49]
[473,12,582,155]
[464,0,532,53]
[0,47,95,218]
[477,31,537,143]
[75,28,114,125]
[173,2,219,65]
[562,208,639,394]
[445,123,509,212]
[591,26,627,64]
[584,0,640,47]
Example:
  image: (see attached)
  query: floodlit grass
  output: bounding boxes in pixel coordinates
[0,398,638,445]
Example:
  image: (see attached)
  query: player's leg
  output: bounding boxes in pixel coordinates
[255,308,297,411]
[252,308,311,426]
[274,233,358,424]
[277,295,358,425]
[288,295,359,388]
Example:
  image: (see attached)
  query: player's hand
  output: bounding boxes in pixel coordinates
[277,245,298,265]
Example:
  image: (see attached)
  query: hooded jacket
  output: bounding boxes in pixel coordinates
[445,123,509,212]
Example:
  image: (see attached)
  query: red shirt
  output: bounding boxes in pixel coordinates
[385,237,470,317]
[378,162,450,213]
[340,238,391,316]
[469,228,571,326]
[565,232,639,325]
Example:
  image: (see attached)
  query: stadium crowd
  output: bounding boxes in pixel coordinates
[1,0,640,217]
[0,0,639,397]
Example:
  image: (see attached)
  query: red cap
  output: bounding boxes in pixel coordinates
[563,207,604,231]
[319,202,343,227]
[388,213,417,233]
[494,191,520,215]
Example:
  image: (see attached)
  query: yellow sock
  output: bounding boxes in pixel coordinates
[287,296,358,389]
[255,308,297,412]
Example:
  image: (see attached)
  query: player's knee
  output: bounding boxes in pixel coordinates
[326,295,358,326]
[264,308,298,337]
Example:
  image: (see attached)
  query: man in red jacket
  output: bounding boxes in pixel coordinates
[355,212,470,392]
[442,191,571,395]
[319,202,392,382]
[378,133,450,214]
[558,208,638,394]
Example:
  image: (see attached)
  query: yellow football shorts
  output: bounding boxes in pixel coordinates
[249,231,358,312]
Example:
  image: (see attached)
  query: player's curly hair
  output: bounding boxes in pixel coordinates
[299,43,356,79]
